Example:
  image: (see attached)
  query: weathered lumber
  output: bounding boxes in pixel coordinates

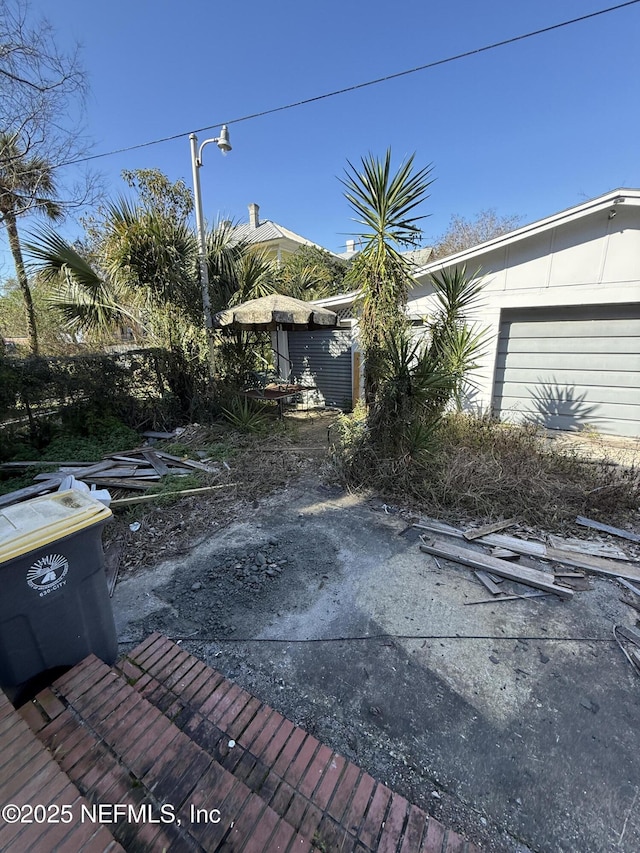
[415,518,640,582]
[84,477,154,491]
[0,460,97,469]
[463,518,516,540]
[474,570,503,596]
[0,477,63,508]
[415,519,547,556]
[617,577,640,596]
[141,450,171,476]
[465,591,550,605]
[419,538,573,599]
[548,534,629,560]
[617,626,640,647]
[576,516,640,544]
[104,540,124,597]
[490,548,520,561]
[142,430,177,439]
[153,451,218,474]
[109,483,236,507]
[546,547,640,582]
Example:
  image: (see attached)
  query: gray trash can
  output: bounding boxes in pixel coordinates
[0,489,118,687]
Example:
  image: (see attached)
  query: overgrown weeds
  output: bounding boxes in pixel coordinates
[331,412,640,529]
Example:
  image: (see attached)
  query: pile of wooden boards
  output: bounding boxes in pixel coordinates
[415,515,640,604]
[0,448,222,509]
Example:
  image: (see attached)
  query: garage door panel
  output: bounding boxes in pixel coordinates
[493,368,640,388]
[497,336,640,355]
[494,381,640,407]
[497,396,640,421]
[494,304,640,437]
[498,351,637,372]
[496,407,640,437]
[501,318,640,339]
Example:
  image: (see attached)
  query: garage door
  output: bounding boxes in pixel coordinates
[493,303,640,437]
[287,329,353,410]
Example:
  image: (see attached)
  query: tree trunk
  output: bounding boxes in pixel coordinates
[4,213,39,355]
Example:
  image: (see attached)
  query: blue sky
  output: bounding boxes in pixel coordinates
[3,0,640,274]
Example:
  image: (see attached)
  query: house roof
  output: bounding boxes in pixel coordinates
[232,219,325,248]
[232,203,333,253]
[415,188,640,277]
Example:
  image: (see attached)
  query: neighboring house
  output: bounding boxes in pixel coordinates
[232,203,333,264]
[286,189,640,437]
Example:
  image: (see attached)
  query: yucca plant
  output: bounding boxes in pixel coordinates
[342,149,434,405]
[221,397,269,433]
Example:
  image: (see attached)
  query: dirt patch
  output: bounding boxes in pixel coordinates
[110,415,640,853]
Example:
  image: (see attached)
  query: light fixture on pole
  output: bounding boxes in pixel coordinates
[189,125,232,379]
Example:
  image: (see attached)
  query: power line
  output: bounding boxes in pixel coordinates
[118,633,616,645]
[58,0,640,169]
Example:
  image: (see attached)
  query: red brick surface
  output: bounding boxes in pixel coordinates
[1,634,483,853]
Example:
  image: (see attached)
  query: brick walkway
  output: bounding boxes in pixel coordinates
[1,633,481,852]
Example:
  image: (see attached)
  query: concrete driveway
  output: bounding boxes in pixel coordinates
[113,479,640,853]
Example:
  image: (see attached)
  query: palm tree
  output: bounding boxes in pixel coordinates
[341,149,434,404]
[0,133,62,354]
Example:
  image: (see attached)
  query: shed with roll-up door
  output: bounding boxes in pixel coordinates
[493,304,640,437]
[287,328,354,410]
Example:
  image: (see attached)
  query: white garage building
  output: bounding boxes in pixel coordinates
[409,188,640,438]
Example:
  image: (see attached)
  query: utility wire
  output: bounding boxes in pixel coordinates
[58,0,640,169]
[119,633,616,645]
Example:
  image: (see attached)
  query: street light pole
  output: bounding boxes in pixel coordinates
[189,125,232,380]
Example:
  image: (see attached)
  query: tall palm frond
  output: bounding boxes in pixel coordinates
[0,132,63,353]
[230,248,277,306]
[24,225,137,333]
[206,220,251,310]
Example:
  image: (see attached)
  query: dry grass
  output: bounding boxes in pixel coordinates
[332,413,640,530]
[107,411,336,575]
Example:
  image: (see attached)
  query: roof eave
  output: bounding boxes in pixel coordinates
[414,188,640,278]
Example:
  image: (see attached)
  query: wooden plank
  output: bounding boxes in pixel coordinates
[617,578,640,596]
[546,547,640,583]
[415,518,640,582]
[0,460,97,469]
[142,430,177,439]
[153,451,218,473]
[83,477,154,491]
[415,519,546,555]
[109,483,236,507]
[617,626,640,647]
[576,516,640,544]
[141,450,171,476]
[621,597,640,614]
[419,538,573,599]
[0,478,63,508]
[490,548,520,561]
[465,592,551,605]
[474,570,503,596]
[104,540,124,597]
[64,459,117,478]
[464,518,516,541]
[548,534,629,560]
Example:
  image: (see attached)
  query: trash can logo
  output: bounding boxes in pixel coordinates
[27,554,69,596]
